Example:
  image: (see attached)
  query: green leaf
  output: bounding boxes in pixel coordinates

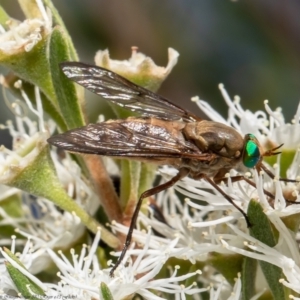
[49,27,85,129]
[248,200,290,300]
[259,262,288,300]
[6,261,45,300]
[248,200,278,247]
[100,282,114,300]
[0,38,56,104]
[4,248,47,298]
[0,0,79,131]
[4,247,27,268]
[42,0,78,61]
[241,257,257,300]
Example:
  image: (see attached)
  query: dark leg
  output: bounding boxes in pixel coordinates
[109,168,190,277]
[259,163,300,203]
[203,175,252,227]
[217,175,276,199]
[259,163,298,183]
[216,164,299,211]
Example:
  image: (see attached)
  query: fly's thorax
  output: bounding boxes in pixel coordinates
[183,120,244,159]
[149,117,186,133]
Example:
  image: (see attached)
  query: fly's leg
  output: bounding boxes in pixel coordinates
[202,174,252,227]
[259,163,299,183]
[209,168,280,226]
[109,167,190,277]
[259,163,300,203]
[148,198,169,225]
[216,164,300,212]
[216,175,275,199]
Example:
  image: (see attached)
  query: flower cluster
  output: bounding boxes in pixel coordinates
[0,1,300,300]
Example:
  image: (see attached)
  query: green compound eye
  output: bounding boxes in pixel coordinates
[243,134,261,168]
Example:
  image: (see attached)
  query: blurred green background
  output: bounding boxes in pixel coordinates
[1,0,300,142]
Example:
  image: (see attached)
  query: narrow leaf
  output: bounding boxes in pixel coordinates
[4,247,26,268]
[49,27,85,129]
[0,38,56,104]
[248,200,289,300]
[100,282,114,300]
[241,257,257,300]
[43,0,78,60]
[6,262,45,300]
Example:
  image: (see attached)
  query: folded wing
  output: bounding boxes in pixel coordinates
[48,119,207,160]
[60,62,201,123]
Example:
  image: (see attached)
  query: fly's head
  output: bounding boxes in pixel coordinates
[241,133,282,169]
[242,134,263,169]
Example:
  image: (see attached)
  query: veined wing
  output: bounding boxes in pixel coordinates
[48,119,210,160]
[60,62,201,123]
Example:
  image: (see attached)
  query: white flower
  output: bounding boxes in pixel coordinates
[95,47,179,91]
[109,85,300,298]
[0,0,52,53]
[2,77,300,298]
[0,81,49,185]
[0,84,99,275]
[193,84,300,212]
[220,222,300,294]
[0,16,299,296]
[1,230,206,300]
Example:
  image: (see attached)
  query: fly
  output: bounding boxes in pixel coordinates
[47,62,296,276]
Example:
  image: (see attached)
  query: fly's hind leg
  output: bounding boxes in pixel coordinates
[109,167,190,277]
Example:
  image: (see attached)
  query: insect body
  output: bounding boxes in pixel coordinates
[54,117,250,177]
[48,62,282,276]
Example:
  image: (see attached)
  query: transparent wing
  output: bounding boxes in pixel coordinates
[48,119,211,161]
[60,62,201,122]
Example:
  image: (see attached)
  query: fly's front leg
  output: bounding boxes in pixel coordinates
[259,163,299,183]
[258,163,300,203]
[202,174,252,227]
[109,167,190,277]
[215,174,275,200]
